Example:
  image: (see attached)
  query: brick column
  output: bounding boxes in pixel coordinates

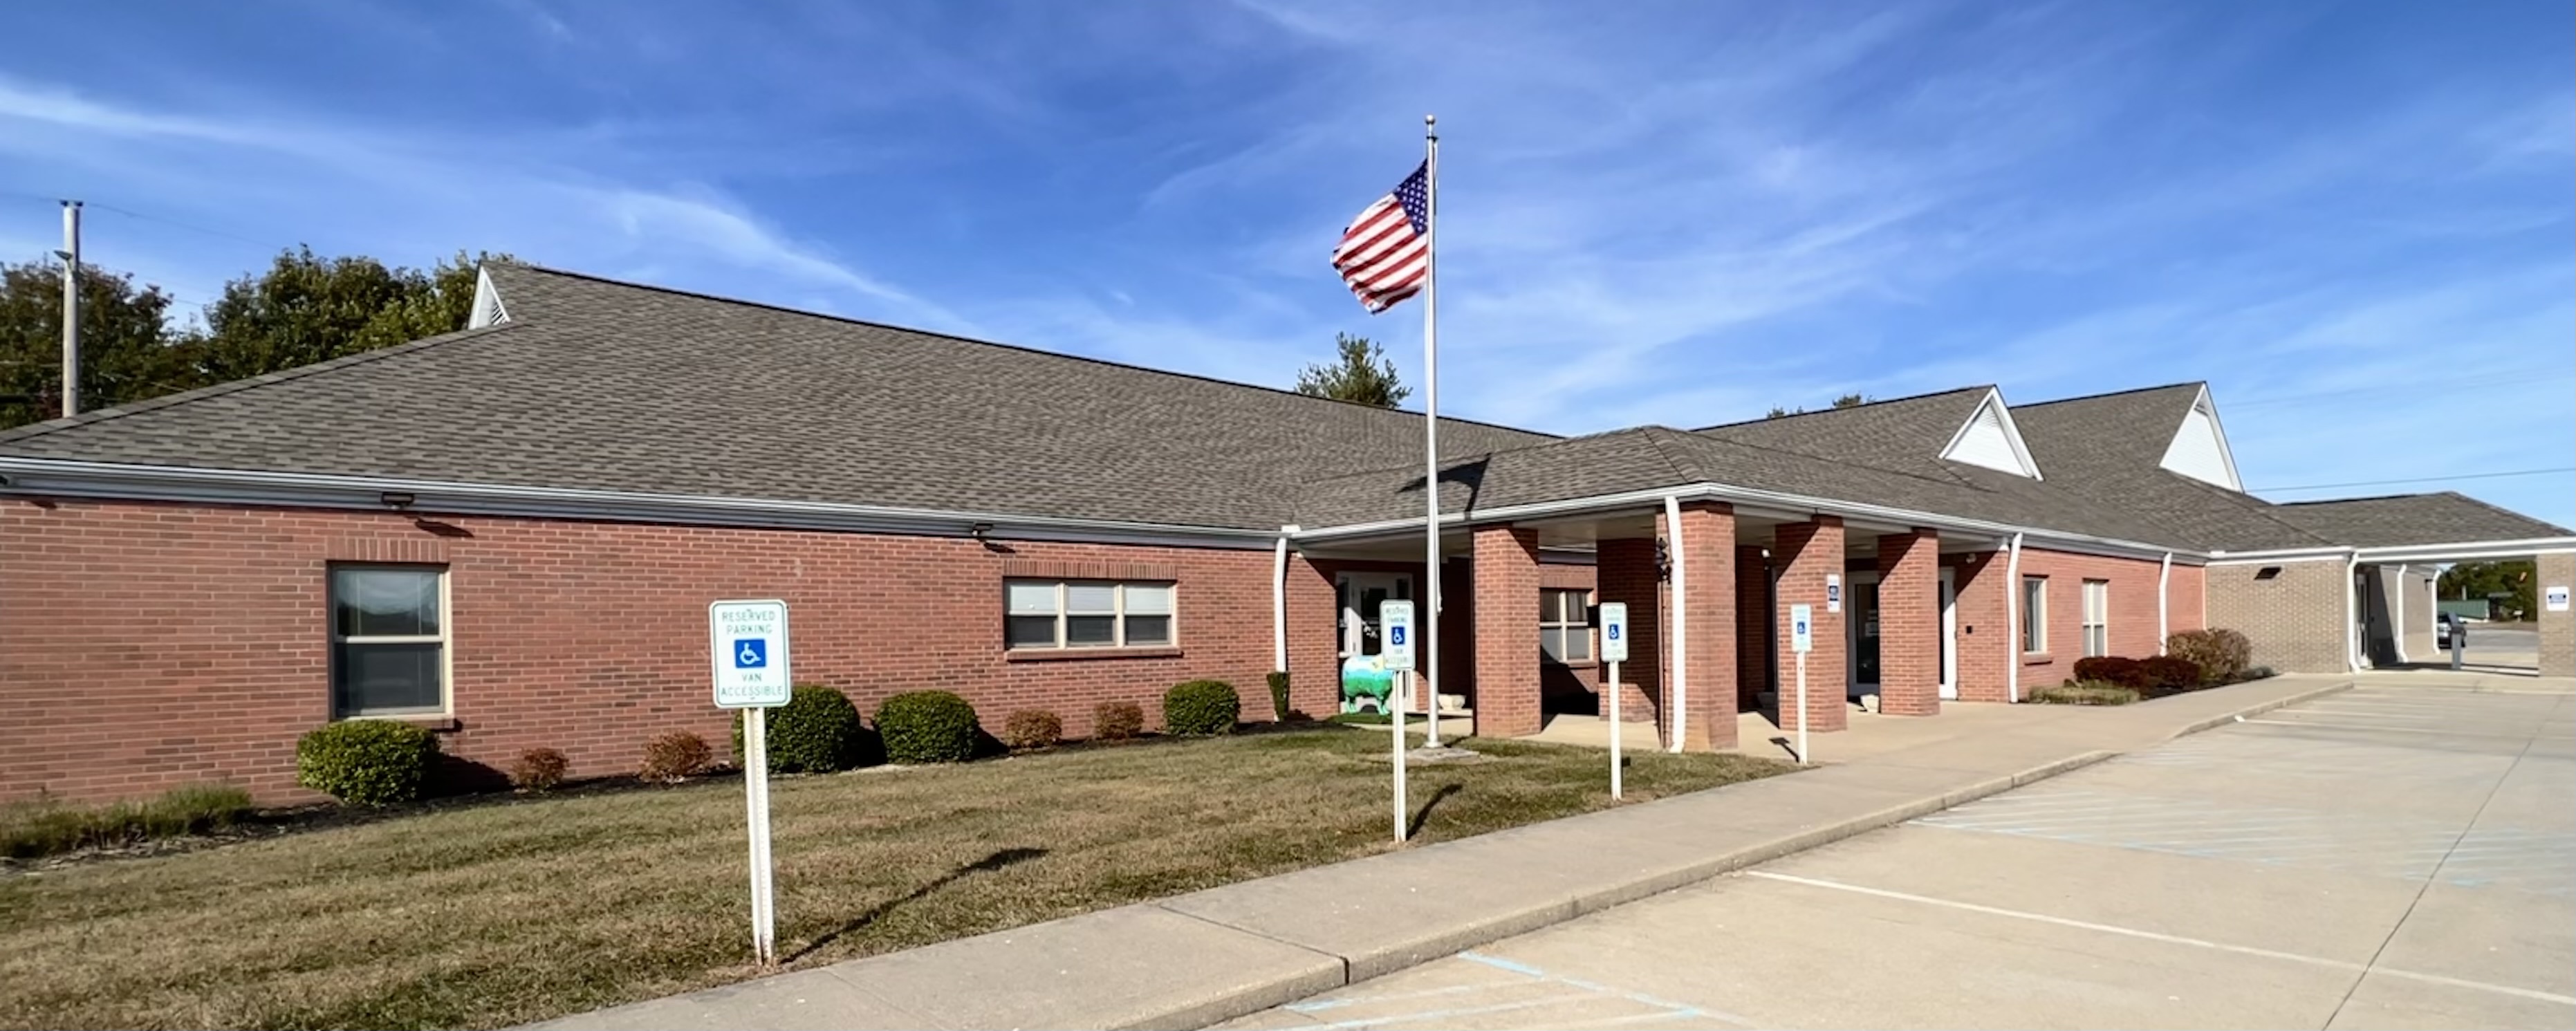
[1876,529,1940,716]
[1597,537,1661,725]
[1774,517,1848,732]
[1662,503,1737,751]
[2540,552,2575,678]
[1736,545,1771,707]
[1949,552,2009,701]
[1472,526,1543,738]
[1284,552,1342,719]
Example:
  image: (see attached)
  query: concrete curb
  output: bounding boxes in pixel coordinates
[2164,679,2356,741]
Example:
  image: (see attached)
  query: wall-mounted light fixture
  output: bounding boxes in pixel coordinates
[969,521,994,542]
[379,490,416,510]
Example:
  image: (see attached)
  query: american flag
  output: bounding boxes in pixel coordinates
[1331,162,1430,313]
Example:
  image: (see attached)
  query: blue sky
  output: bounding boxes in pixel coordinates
[5,0,2571,528]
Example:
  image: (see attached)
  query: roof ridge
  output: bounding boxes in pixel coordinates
[2183,475,2337,547]
[1297,425,1670,490]
[2014,381,2205,409]
[490,262,1561,443]
[1687,384,1991,433]
[0,322,526,447]
[1635,426,1707,484]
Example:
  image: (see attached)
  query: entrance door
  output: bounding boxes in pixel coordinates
[1939,568,1958,700]
[1849,571,1881,697]
[1337,572,1414,658]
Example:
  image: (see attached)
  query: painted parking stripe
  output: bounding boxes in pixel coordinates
[1741,871,2576,1007]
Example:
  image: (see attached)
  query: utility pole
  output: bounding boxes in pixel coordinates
[57,201,82,419]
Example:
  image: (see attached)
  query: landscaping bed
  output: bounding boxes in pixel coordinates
[0,725,1788,1030]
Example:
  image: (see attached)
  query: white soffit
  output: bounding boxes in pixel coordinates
[1940,387,2043,479]
[2160,384,2243,491]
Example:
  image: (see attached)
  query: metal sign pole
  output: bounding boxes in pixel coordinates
[1788,602,1813,766]
[1795,651,1809,767]
[1608,658,1622,799]
[1392,669,1410,842]
[1382,599,1416,843]
[745,706,776,965]
[1599,601,1629,800]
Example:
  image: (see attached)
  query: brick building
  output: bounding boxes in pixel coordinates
[4,264,2570,802]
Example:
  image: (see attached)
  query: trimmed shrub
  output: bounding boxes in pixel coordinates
[876,690,981,763]
[1,784,256,859]
[2140,656,2203,698]
[1093,700,1145,741]
[1266,670,1293,722]
[2069,656,2149,690]
[735,685,867,774]
[1164,679,1241,736]
[2031,682,2140,706]
[1002,709,1064,751]
[639,731,714,783]
[2167,629,2253,685]
[510,748,570,792]
[296,721,441,806]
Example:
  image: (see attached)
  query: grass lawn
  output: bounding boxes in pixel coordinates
[0,726,1789,1030]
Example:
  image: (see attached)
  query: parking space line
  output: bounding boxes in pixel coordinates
[1739,871,2576,1007]
[2242,718,2541,739]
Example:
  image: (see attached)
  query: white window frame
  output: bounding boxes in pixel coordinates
[2021,575,2048,655]
[2081,579,2110,658]
[1539,587,1593,665]
[328,564,452,719]
[1005,579,1176,651]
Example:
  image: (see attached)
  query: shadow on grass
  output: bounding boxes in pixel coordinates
[1405,783,1462,839]
[786,846,1049,963]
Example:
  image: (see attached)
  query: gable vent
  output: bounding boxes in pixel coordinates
[2160,389,2243,491]
[1940,390,2042,479]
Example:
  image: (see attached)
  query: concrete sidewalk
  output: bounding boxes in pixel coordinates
[530,676,2356,1031]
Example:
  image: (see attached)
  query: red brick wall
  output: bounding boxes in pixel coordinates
[1667,503,1736,750]
[2014,548,2175,688]
[1734,545,1770,707]
[1876,530,1940,716]
[2,497,1285,804]
[1774,517,1848,732]
[1471,526,1542,738]
[1597,538,1661,727]
[2167,562,2207,645]
[1949,550,2011,703]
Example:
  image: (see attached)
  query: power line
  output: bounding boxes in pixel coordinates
[2252,467,2576,492]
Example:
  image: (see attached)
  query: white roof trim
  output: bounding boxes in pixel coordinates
[466,266,510,329]
[2158,384,2243,492]
[1936,387,2044,479]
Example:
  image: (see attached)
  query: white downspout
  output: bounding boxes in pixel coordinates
[2004,532,2026,703]
[1663,494,1688,753]
[2344,550,2362,674]
[1271,528,1294,674]
[2157,552,2173,654]
[2392,564,2408,665]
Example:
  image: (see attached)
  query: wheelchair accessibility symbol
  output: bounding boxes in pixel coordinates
[733,638,768,669]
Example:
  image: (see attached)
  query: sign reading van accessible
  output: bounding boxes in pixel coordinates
[710,600,793,708]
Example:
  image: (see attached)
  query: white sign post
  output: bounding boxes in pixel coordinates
[1381,600,1416,843]
[1600,602,1629,799]
[1789,603,1814,766]
[710,599,792,966]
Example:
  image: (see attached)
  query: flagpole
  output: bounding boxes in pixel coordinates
[1420,113,1443,750]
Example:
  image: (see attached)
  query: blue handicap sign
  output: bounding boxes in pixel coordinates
[1794,619,1809,635]
[1388,625,1407,646]
[1606,625,1622,640]
[732,638,768,669]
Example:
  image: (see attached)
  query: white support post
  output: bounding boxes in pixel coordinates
[1795,651,1810,765]
[2157,551,2173,654]
[1391,670,1410,842]
[1663,494,1688,752]
[2003,533,2025,703]
[743,707,777,965]
[1608,658,1623,799]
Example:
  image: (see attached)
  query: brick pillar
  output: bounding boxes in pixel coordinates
[1877,529,1941,716]
[1472,526,1543,738]
[1597,537,1661,725]
[1774,517,1849,732]
[1661,503,1737,750]
[1949,552,2009,701]
[1736,545,1771,707]
[2540,552,2575,678]
[1284,552,1342,719]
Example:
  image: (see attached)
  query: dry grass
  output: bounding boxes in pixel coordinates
[0,726,1788,1030]
[2031,682,2143,706]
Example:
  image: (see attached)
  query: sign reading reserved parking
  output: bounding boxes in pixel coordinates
[710,600,792,708]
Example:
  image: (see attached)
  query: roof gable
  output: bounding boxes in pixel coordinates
[1936,387,2041,479]
[1693,387,1994,474]
[2157,384,2241,491]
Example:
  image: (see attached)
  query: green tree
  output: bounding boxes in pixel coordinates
[194,248,496,383]
[1766,393,1871,419]
[1295,333,1410,408]
[2438,560,2537,621]
[0,260,201,429]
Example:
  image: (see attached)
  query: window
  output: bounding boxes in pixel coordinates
[1006,580,1174,650]
[2020,575,2048,654]
[2081,579,2110,658]
[1540,588,1593,664]
[330,566,447,718]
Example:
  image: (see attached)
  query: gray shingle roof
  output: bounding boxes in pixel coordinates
[0,264,1551,530]
[2010,384,2331,551]
[2270,493,2574,548]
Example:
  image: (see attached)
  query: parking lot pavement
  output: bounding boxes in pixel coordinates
[1215,683,2576,1030]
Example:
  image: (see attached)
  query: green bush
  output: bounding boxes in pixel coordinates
[2031,682,2140,706]
[735,685,867,773]
[639,731,713,783]
[1266,670,1292,722]
[509,748,570,792]
[2070,656,2149,689]
[0,783,256,859]
[2140,656,2203,697]
[1163,679,1241,736]
[2167,629,2252,684]
[1093,700,1145,741]
[1002,709,1063,751]
[876,690,981,763]
[296,721,441,806]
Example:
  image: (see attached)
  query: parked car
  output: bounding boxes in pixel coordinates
[2437,613,2463,649]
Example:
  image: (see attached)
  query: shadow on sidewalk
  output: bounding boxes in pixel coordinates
[787,847,1048,963]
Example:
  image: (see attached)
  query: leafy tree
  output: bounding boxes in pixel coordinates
[2439,560,2537,621]
[1766,393,1871,419]
[1295,333,1410,408]
[0,260,201,428]
[194,248,496,383]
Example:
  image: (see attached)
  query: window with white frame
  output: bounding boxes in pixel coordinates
[2082,579,2110,657]
[1540,588,1593,665]
[1006,580,1174,650]
[330,566,448,718]
[2021,575,2048,654]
